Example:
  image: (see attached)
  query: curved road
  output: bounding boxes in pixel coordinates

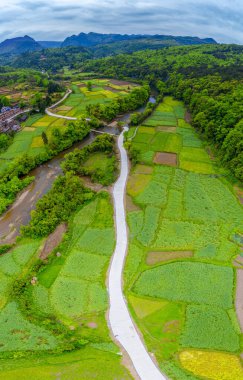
[46,89,77,120]
[109,127,167,380]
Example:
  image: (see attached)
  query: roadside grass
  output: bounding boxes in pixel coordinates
[125,96,243,379]
[0,346,132,380]
[129,295,184,362]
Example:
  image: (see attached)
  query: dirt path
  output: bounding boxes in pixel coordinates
[235,269,243,331]
[108,127,167,380]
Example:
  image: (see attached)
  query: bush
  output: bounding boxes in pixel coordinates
[21,173,94,237]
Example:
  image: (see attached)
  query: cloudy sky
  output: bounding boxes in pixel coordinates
[0,0,242,44]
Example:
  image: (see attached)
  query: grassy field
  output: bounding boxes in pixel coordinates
[125,96,243,379]
[0,193,131,378]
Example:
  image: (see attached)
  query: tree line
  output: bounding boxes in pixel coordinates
[82,44,243,181]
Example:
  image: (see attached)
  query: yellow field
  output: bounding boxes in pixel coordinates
[179,350,243,380]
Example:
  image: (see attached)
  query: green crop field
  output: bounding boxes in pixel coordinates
[0,193,131,378]
[53,78,137,119]
[0,77,132,173]
[125,96,243,379]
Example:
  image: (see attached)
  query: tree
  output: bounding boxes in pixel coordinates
[87,81,92,91]
[41,132,48,145]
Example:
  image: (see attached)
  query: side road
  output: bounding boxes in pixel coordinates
[108,127,167,380]
[45,89,76,120]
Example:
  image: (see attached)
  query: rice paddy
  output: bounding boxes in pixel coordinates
[125,96,243,379]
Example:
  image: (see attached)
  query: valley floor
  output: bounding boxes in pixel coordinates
[0,91,242,380]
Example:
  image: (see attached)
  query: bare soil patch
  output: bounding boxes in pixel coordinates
[234,186,243,205]
[233,255,243,268]
[157,126,177,133]
[146,251,193,265]
[235,269,243,332]
[56,105,72,112]
[185,111,192,123]
[103,85,120,93]
[108,121,118,128]
[80,176,105,192]
[39,223,67,260]
[23,127,35,132]
[109,79,138,87]
[163,320,180,334]
[87,322,98,329]
[153,152,177,167]
[126,195,140,212]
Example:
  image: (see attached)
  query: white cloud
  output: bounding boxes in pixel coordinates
[0,0,242,43]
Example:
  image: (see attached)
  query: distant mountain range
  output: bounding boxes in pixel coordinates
[0,35,42,55]
[37,41,62,49]
[0,32,217,56]
[61,32,216,48]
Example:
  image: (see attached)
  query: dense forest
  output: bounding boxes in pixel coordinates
[0,44,242,181]
[81,44,243,180]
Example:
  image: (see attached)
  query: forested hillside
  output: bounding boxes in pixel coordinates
[82,44,243,180]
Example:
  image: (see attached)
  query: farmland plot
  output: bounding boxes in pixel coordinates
[125,96,243,379]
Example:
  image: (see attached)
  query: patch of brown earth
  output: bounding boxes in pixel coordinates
[153,152,177,167]
[109,79,138,87]
[23,127,35,132]
[80,176,105,192]
[234,186,243,205]
[163,320,180,334]
[108,121,118,128]
[56,105,72,112]
[233,255,243,268]
[103,85,120,93]
[185,111,192,123]
[157,126,177,133]
[87,322,97,329]
[147,251,193,265]
[126,195,140,212]
[39,223,67,260]
[235,269,243,332]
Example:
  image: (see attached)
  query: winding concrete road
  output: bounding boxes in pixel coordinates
[46,90,166,378]
[108,127,167,380]
[45,89,77,120]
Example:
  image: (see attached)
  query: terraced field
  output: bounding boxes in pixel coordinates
[0,193,132,379]
[52,79,137,118]
[125,97,243,380]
